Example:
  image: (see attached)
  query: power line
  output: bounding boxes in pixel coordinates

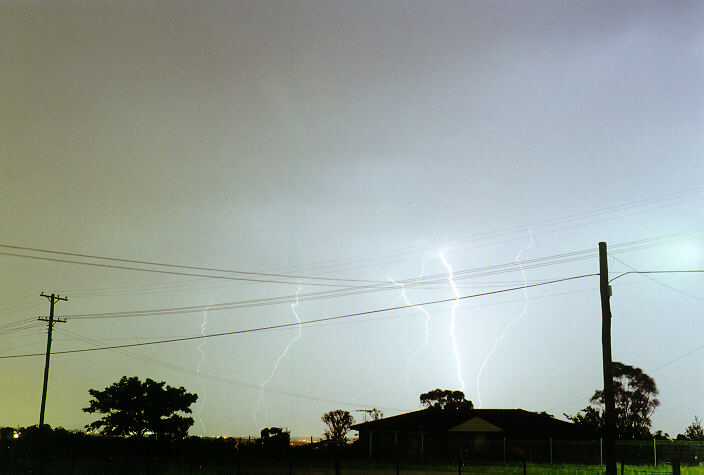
[0,273,598,359]
[0,251,364,288]
[0,191,695,319]
[548,340,704,413]
[58,233,698,321]
[49,281,616,345]
[0,322,44,337]
[1,231,698,318]
[55,328,408,412]
[0,339,46,353]
[608,269,704,283]
[0,273,640,334]
[0,243,383,284]
[651,344,704,372]
[0,239,604,304]
[0,245,613,330]
[610,256,704,301]
[0,317,36,330]
[268,188,704,276]
[52,268,596,320]
[0,224,699,298]
[0,300,42,317]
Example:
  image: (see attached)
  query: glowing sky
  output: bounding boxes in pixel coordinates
[1,1,703,438]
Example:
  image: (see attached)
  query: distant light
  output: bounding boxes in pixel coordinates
[13,433,19,439]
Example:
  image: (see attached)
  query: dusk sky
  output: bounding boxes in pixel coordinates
[1,1,702,439]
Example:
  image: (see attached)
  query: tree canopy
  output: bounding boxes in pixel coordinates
[683,416,704,441]
[260,427,290,450]
[83,376,197,439]
[420,388,473,411]
[566,362,659,439]
[321,409,354,442]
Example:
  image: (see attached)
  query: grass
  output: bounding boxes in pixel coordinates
[331,460,704,474]
[5,457,704,474]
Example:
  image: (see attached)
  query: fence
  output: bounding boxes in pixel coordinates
[2,432,703,474]
[500,438,704,466]
[364,434,704,467]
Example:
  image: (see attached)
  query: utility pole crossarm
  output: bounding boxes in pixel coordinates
[40,292,68,302]
[38,316,67,323]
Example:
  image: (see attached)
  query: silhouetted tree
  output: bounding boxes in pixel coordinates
[565,406,604,432]
[83,376,197,439]
[260,426,290,450]
[0,427,15,440]
[420,388,473,410]
[321,409,354,442]
[683,416,704,440]
[566,362,659,439]
[369,408,384,420]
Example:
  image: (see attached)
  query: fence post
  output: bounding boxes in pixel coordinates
[549,437,553,465]
[503,437,506,464]
[653,438,657,467]
[600,438,603,467]
[369,431,373,460]
[458,436,463,475]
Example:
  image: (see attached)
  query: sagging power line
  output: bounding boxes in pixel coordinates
[55,327,408,412]
[0,243,383,285]
[0,274,597,359]
[60,237,702,321]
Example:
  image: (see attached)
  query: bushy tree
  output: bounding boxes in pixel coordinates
[0,427,16,440]
[566,362,659,439]
[564,405,604,433]
[321,409,354,442]
[260,426,290,450]
[83,376,197,439]
[420,389,473,410]
[684,416,704,441]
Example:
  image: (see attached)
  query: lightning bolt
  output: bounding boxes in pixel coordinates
[440,251,465,393]
[393,263,430,382]
[475,230,534,408]
[254,285,302,427]
[196,310,208,434]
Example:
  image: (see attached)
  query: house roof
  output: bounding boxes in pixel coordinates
[351,408,584,437]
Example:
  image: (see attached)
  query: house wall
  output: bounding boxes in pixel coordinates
[358,431,506,460]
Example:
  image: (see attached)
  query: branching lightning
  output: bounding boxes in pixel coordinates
[254,285,302,427]
[395,262,431,382]
[475,231,534,408]
[196,310,208,434]
[440,251,465,393]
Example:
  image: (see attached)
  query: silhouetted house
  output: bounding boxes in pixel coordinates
[351,408,589,461]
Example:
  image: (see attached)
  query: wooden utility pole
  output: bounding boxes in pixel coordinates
[599,243,616,475]
[38,292,67,427]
